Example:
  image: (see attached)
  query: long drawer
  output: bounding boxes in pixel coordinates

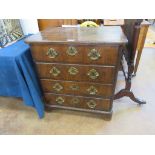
[30,44,118,65]
[44,93,112,111]
[36,63,115,84]
[41,79,113,98]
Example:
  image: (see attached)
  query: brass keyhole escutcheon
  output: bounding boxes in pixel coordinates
[46,48,59,58]
[70,84,80,91]
[87,100,97,109]
[87,86,98,95]
[56,97,65,104]
[50,67,61,77]
[88,48,101,60]
[66,46,78,56]
[70,98,80,105]
[53,83,63,92]
[68,67,79,75]
[87,69,99,80]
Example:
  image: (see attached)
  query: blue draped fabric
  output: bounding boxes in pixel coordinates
[0,36,44,118]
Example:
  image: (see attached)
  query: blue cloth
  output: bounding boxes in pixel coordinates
[0,36,44,118]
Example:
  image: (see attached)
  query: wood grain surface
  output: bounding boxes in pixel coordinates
[25,27,128,45]
[30,44,119,65]
[36,63,115,84]
[41,79,113,98]
[44,93,112,111]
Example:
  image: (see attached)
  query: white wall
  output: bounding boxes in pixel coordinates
[20,19,39,35]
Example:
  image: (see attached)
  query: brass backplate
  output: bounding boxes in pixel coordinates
[88,48,101,60]
[87,69,99,79]
[50,67,61,76]
[46,48,58,58]
[87,86,98,95]
[68,67,79,75]
[66,46,78,56]
[53,83,63,92]
[56,97,65,104]
[87,100,97,109]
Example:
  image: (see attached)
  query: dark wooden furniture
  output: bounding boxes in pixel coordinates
[37,19,124,30]
[37,19,149,76]
[134,21,150,75]
[38,19,103,30]
[104,19,124,26]
[114,19,147,104]
[104,19,149,75]
[38,19,78,31]
[25,27,127,119]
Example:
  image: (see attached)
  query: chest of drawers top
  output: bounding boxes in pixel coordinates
[25,26,127,45]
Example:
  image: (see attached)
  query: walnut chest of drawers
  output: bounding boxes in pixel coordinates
[25,26,127,119]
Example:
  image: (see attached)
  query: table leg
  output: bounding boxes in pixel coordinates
[114,60,146,104]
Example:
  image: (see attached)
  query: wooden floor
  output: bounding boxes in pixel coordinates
[0,47,155,134]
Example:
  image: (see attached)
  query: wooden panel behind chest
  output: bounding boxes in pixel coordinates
[30,44,118,65]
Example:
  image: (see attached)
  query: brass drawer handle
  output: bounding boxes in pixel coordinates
[53,83,63,92]
[70,84,80,91]
[46,48,59,58]
[56,97,64,104]
[87,100,97,109]
[87,69,99,79]
[87,86,98,95]
[66,46,78,56]
[88,48,101,60]
[50,67,61,77]
[70,98,80,104]
[68,67,79,75]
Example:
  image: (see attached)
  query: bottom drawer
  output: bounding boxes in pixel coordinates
[44,93,112,111]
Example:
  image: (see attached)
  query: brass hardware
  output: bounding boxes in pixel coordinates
[70,84,80,91]
[46,48,58,58]
[53,83,63,92]
[50,67,60,77]
[87,86,98,95]
[88,48,101,60]
[66,46,78,56]
[70,98,80,104]
[87,100,97,109]
[56,97,64,104]
[68,67,79,75]
[87,69,99,79]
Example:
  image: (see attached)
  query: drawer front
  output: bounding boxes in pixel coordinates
[36,63,115,83]
[44,93,112,111]
[41,79,113,98]
[31,44,118,65]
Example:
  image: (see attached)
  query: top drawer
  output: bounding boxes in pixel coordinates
[30,44,119,65]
